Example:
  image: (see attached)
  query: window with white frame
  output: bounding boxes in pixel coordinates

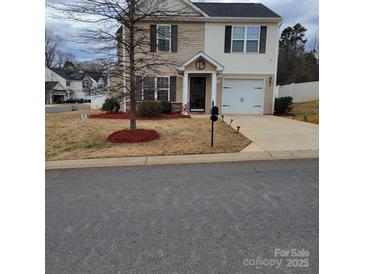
[232,26,260,53]
[157,77,169,101]
[66,81,71,87]
[157,25,171,52]
[142,76,170,101]
[246,27,260,53]
[232,27,245,53]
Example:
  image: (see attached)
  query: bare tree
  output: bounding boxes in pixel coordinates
[45,28,60,67]
[47,0,192,131]
[54,51,76,69]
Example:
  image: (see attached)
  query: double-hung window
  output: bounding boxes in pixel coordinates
[143,77,155,101]
[157,77,169,101]
[232,26,260,53]
[232,27,245,53]
[157,25,171,52]
[142,76,170,101]
[246,27,260,53]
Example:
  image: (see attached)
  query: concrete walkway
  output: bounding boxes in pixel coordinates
[224,115,319,157]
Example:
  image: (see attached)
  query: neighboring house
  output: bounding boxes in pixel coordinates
[86,71,110,109]
[45,67,92,103]
[115,0,282,114]
[45,81,67,104]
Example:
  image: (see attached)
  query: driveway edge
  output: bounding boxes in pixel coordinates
[45,150,318,170]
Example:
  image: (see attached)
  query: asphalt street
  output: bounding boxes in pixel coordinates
[46,159,319,274]
[45,103,91,113]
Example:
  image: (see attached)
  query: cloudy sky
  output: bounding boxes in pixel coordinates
[46,0,319,61]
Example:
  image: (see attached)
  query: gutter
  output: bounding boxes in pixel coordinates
[142,17,282,23]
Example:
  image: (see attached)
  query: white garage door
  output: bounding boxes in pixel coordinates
[222,79,265,114]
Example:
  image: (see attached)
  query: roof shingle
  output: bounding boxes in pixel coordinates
[193,2,281,18]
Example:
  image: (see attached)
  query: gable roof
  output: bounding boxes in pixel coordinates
[50,68,85,81]
[178,51,224,71]
[192,2,281,18]
[45,81,67,92]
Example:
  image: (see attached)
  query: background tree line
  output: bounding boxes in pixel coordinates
[277,23,319,85]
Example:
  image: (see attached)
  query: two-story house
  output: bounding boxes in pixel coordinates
[45,66,93,103]
[116,0,281,115]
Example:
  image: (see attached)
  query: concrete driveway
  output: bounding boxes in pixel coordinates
[224,115,319,157]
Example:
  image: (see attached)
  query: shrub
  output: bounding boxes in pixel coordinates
[137,101,162,117]
[274,96,293,115]
[102,98,120,113]
[160,101,172,114]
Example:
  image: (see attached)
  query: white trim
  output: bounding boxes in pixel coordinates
[178,51,224,71]
[211,72,217,107]
[157,24,171,52]
[272,21,281,114]
[182,72,189,113]
[142,17,281,23]
[231,25,260,54]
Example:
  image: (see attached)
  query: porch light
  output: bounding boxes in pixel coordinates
[236,126,241,133]
[221,115,224,121]
[269,76,272,86]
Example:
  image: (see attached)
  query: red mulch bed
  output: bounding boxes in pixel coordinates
[106,129,160,143]
[90,112,191,120]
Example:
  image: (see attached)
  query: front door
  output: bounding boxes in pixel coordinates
[190,77,206,112]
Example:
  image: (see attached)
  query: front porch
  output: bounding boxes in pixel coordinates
[178,51,224,114]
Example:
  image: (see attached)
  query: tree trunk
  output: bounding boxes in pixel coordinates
[128,0,137,131]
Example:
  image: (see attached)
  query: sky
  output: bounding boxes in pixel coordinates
[45,0,319,61]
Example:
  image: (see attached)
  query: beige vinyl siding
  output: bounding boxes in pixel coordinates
[204,22,280,74]
[131,21,205,75]
[185,59,217,71]
[222,74,274,114]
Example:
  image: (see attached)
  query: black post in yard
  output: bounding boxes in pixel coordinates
[211,118,214,147]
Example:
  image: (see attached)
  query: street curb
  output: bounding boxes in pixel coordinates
[45,150,318,170]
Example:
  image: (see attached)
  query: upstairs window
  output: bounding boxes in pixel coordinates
[66,81,71,87]
[246,27,260,53]
[231,26,260,53]
[82,80,89,88]
[232,27,245,53]
[157,25,171,52]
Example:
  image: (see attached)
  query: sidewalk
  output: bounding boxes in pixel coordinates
[45,149,318,170]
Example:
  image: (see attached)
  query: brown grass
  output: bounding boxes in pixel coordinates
[46,109,251,161]
[291,100,319,124]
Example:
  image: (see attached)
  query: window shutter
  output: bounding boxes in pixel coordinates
[259,26,267,54]
[169,76,176,102]
[224,26,232,53]
[150,25,157,52]
[136,76,143,101]
[171,25,178,53]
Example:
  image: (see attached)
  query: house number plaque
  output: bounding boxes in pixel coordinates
[195,60,206,70]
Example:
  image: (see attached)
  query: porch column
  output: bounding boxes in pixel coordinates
[182,72,189,114]
[211,72,217,107]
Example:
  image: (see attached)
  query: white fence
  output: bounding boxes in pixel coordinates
[275,81,319,102]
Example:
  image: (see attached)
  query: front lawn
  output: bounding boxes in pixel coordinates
[291,100,319,124]
[46,110,251,161]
